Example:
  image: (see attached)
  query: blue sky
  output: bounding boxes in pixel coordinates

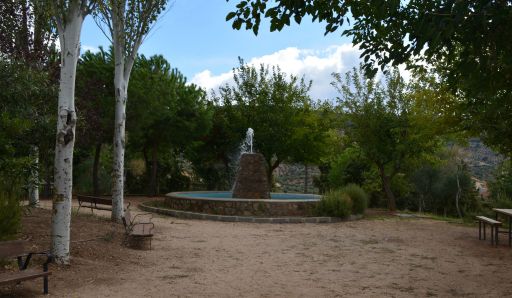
[80,1,362,99]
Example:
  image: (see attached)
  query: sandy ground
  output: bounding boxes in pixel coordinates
[2,197,512,297]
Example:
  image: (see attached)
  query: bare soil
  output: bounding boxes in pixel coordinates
[2,197,512,297]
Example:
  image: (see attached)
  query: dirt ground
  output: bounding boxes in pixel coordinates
[2,197,512,297]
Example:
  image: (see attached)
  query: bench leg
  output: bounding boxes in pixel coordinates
[479,221,482,240]
[43,262,49,294]
[509,217,511,247]
[495,225,499,247]
[44,276,48,294]
[491,224,494,245]
[483,223,486,240]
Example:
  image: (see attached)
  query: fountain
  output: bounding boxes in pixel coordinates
[232,128,270,200]
[144,128,322,219]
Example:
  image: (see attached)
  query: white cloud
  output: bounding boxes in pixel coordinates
[191,43,416,100]
[191,43,363,100]
[81,45,100,54]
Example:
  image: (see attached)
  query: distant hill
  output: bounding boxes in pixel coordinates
[460,138,503,181]
[274,163,320,194]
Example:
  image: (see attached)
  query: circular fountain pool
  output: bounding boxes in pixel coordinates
[159,191,321,217]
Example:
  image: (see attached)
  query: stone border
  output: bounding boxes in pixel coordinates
[164,191,320,217]
[139,201,363,223]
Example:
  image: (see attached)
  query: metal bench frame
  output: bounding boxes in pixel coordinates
[477,216,502,246]
[121,205,155,250]
[0,241,53,294]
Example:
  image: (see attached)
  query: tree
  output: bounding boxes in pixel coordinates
[0,0,59,206]
[227,1,512,158]
[48,0,96,264]
[188,104,242,190]
[333,67,438,211]
[95,0,167,221]
[128,54,211,195]
[217,59,329,184]
[0,0,57,67]
[76,47,115,195]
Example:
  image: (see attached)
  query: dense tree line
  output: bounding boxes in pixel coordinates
[2,0,512,263]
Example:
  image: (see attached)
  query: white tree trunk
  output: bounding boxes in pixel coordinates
[51,12,83,264]
[111,70,128,221]
[28,145,40,206]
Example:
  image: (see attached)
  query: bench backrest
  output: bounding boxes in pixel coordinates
[0,240,25,259]
[121,208,132,231]
[77,195,112,206]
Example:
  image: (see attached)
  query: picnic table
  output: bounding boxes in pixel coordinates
[493,208,512,247]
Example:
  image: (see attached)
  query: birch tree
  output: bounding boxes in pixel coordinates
[95,0,167,221]
[49,0,96,264]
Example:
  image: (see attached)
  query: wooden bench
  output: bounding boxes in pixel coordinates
[0,240,52,294]
[122,207,154,250]
[476,216,502,246]
[77,195,113,212]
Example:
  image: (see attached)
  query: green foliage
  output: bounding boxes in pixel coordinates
[489,160,512,209]
[0,191,22,241]
[340,184,368,215]
[408,148,481,217]
[227,0,512,159]
[315,190,352,218]
[327,147,371,189]
[127,54,211,194]
[333,66,439,210]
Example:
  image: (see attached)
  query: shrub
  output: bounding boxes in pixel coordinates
[340,183,368,214]
[0,191,21,241]
[315,190,353,218]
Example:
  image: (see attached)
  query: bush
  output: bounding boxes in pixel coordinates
[340,183,368,214]
[315,190,353,218]
[0,191,21,241]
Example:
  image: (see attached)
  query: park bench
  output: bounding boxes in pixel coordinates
[122,207,155,250]
[476,216,502,246]
[77,195,113,212]
[0,240,52,295]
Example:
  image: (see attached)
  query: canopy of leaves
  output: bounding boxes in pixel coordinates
[227,1,512,158]
[216,59,330,179]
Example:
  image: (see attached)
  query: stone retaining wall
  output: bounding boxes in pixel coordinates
[163,195,317,217]
[139,202,360,223]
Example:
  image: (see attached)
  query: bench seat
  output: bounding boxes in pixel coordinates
[0,269,51,286]
[476,216,502,246]
[476,216,501,225]
[77,195,113,212]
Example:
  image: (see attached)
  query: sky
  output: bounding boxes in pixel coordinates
[80,1,363,100]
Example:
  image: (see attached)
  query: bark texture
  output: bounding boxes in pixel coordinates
[28,146,40,206]
[378,165,397,211]
[92,142,102,196]
[150,143,158,196]
[51,6,84,264]
[111,73,128,221]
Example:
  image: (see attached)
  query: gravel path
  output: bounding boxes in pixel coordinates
[4,198,512,297]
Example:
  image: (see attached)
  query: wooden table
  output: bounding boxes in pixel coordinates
[493,208,512,247]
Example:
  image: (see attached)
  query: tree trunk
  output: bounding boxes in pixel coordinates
[51,11,83,264]
[304,164,309,194]
[92,142,102,196]
[267,159,281,190]
[378,166,396,211]
[150,143,158,197]
[111,74,128,221]
[28,145,39,206]
[455,164,463,219]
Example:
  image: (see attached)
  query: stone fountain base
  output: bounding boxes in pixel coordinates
[232,153,270,200]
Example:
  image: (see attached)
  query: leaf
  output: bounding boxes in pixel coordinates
[226,12,237,21]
